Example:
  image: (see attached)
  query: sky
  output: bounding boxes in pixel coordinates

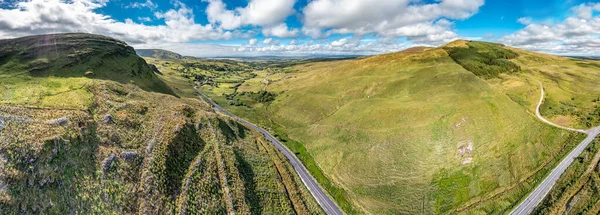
[1,0,600,57]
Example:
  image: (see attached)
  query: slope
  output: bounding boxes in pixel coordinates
[198,44,593,214]
[0,33,175,109]
[136,49,184,60]
[0,34,323,214]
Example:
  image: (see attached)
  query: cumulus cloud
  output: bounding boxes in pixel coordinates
[500,2,600,55]
[248,38,258,46]
[301,0,484,43]
[205,0,296,30]
[262,23,298,38]
[0,0,235,44]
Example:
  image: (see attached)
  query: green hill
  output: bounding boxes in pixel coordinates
[136,49,184,60]
[189,40,600,214]
[0,34,323,214]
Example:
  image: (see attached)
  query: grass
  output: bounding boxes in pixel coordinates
[0,33,176,109]
[194,45,596,214]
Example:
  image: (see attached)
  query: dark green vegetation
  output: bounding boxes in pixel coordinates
[136,49,183,60]
[533,138,600,214]
[0,34,323,214]
[444,41,521,78]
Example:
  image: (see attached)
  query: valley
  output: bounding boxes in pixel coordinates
[149,40,600,214]
[1,33,600,215]
[0,34,323,214]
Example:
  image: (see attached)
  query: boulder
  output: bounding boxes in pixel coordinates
[103,114,114,124]
[48,117,68,126]
[102,154,117,172]
[120,151,137,160]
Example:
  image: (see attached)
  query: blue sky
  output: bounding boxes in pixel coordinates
[1,0,600,56]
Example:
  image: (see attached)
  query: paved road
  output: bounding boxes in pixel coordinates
[195,87,344,215]
[510,83,600,215]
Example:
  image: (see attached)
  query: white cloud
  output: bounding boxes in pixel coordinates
[331,38,351,47]
[248,38,258,45]
[0,0,235,44]
[262,23,298,38]
[517,17,533,25]
[262,38,280,45]
[301,0,484,44]
[138,17,152,22]
[500,3,600,55]
[205,0,296,30]
[288,39,298,45]
[234,37,414,56]
[127,0,157,10]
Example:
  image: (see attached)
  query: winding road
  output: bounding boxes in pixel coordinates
[194,87,344,215]
[510,82,600,215]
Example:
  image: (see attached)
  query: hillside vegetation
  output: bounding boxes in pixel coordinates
[0,34,322,214]
[136,49,184,60]
[190,41,600,214]
[444,41,521,78]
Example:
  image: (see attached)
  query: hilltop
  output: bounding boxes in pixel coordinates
[0,33,174,95]
[187,40,600,214]
[0,34,323,214]
[136,49,184,60]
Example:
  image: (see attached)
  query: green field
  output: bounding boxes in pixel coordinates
[190,41,600,214]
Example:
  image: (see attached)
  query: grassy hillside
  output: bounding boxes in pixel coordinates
[0,34,323,214]
[191,42,600,214]
[533,137,600,214]
[0,33,175,109]
[136,49,183,60]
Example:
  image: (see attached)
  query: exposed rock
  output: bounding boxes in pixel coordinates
[102,154,117,172]
[148,64,162,75]
[0,117,4,131]
[120,151,137,160]
[103,114,114,124]
[458,140,474,165]
[48,117,68,126]
[146,139,157,154]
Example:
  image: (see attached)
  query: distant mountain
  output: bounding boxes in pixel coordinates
[136,49,183,59]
